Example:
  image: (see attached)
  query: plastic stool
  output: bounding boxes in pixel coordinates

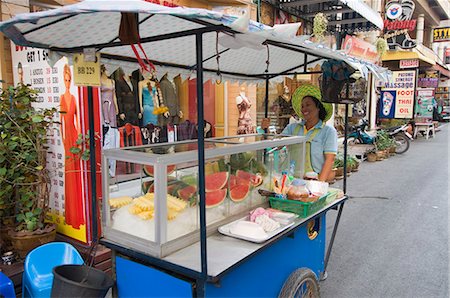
[0,271,16,298]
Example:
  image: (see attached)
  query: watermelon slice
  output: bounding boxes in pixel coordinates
[229,183,250,202]
[177,185,197,201]
[229,175,250,189]
[236,170,263,187]
[205,189,227,208]
[143,164,176,177]
[142,181,153,193]
[205,172,229,192]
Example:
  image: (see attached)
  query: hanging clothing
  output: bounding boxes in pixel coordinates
[101,82,117,127]
[237,98,255,135]
[142,85,159,126]
[159,76,181,125]
[115,78,139,126]
[60,93,84,230]
[103,126,120,177]
[118,124,143,174]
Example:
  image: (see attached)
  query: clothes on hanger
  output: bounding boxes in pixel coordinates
[118,123,143,173]
[114,68,139,127]
[159,74,181,125]
[236,91,255,134]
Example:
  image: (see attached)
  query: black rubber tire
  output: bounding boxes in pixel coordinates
[278,268,320,298]
[394,133,410,154]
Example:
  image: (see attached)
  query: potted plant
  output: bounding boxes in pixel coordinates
[333,154,344,179]
[348,155,359,172]
[0,84,58,258]
[366,148,377,162]
[375,130,390,160]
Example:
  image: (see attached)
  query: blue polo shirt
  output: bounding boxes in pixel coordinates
[282,120,338,174]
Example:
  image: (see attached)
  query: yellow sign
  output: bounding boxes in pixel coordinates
[433,27,450,42]
[73,53,100,87]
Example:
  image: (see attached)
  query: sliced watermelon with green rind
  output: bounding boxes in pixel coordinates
[177,185,197,201]
[229,175,250,189]
[229,183,250,202]
[205,172,229,192]
[236,170,263,187]
[206,189,227,208]
[143,164,177,177]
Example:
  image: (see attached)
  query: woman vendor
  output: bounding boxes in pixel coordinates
[262,84,337,182]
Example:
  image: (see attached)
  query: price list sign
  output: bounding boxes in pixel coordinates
[11,43,89,243]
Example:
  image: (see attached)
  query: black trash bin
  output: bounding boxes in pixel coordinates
[51,264,114,298]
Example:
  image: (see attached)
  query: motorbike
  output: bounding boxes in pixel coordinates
[346,119,376,145]
[385,124,411,154]
[346,119,410,154]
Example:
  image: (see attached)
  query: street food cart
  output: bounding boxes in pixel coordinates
[0,1,390,296]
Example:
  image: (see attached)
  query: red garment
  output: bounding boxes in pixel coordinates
[61,94,84,230]
[119,124,143,147]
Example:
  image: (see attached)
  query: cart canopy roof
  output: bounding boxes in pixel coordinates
[0,0,390,83]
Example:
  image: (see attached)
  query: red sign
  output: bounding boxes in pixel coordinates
[383,19,417,31]
[341,35,379,64]
[145,0,178,7]
[399,59,419,69]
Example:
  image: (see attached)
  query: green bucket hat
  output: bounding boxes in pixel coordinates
[291,84,333,122]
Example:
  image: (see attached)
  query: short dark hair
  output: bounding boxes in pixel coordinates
[306,96,327,121]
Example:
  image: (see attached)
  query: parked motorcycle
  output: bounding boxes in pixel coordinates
[385,124,411,154]
[346,119,375,145]
[346,119,410,154]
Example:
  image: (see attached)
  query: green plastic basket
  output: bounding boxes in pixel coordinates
[269,193,329,218]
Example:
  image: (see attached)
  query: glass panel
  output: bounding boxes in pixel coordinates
[122,141,232,154]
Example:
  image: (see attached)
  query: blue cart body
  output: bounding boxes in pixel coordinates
[115,215,326,297]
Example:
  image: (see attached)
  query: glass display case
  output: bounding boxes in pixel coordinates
[102,134,305,257]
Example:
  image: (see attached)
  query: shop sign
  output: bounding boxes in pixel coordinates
[445,48,450,65]
[379,70,416,119]
[399,59,419,69]
[415,89,435,120]
[418,71,439,88]
[433,27,450,42]
[341,35,379,63]
[144,0,178,7]
[10,43,99,244]
[383,0,416,50]
[73,53,101,87]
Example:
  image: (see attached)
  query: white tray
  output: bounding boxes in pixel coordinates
[218,213,297,244]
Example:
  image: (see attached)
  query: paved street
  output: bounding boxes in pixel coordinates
[321,124,449,298]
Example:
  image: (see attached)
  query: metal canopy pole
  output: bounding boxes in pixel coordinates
[195,32,207,298]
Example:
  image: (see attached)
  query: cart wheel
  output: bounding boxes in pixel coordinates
[278,268,320,298]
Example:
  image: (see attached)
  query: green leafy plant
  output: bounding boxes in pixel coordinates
[0,84,57,232]
[68,131,101,161]
[333,153,344,168]
[313,13,328,41]
[375,130,391,150]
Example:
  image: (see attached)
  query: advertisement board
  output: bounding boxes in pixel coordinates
[379,70,415,119]
[399,59,419,69]
[433,27,450,42]
[11,44,101,244]
[341,35,379,63]
[415,89,434,120]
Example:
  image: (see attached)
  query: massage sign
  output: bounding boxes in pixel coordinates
[384,0,417,49]
[379,70,416,119]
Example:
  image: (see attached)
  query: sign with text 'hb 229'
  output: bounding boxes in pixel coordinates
[379,70,415,119]
[73,53,101,87]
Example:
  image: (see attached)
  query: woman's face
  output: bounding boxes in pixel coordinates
[64,73,71,89]
[301,96,320,122]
